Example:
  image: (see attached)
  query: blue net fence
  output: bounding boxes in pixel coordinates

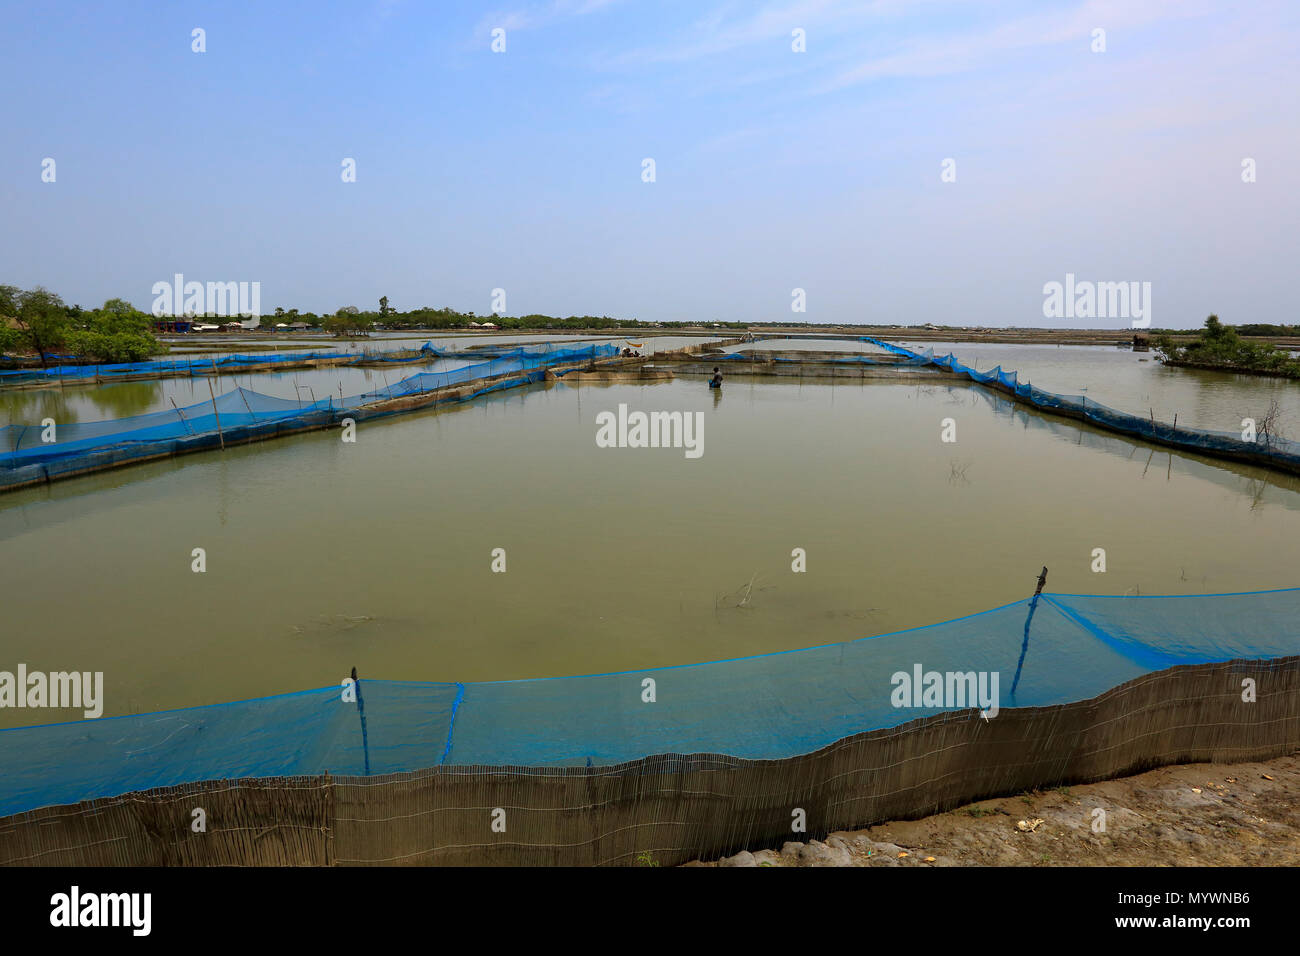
[713,351,931,366]
[0,587,1295,818]
[0,344,618,489]
[433,341,608,359]
[0,340,628,384]
[861,337,1300,472]
[0,346,436,386]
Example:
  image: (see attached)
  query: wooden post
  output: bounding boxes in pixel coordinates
[352,666,371,777]
[1010,566,1049,696]
[208,380,225,450]
[169,398,194,435]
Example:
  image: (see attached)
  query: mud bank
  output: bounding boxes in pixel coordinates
[689,753,1300,867]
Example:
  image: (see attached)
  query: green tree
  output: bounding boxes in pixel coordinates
[1160,314,1300,378]
[0,284,20,356]
[64,297,166,363]
[325,305,370,337]
[14,287,71,366]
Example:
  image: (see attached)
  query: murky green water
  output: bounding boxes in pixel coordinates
[2,360,1298,727]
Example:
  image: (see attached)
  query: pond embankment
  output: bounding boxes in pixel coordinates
[692,752,1300,867]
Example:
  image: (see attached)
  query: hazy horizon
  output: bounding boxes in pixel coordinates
[3,0,1297,329]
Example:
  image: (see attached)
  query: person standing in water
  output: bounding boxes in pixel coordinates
[709,367,722,388]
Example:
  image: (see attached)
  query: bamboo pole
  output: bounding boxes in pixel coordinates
[169,398,194,435]
[352,667,371,776]
[208,380,225,450]
[1010,566,1049,696]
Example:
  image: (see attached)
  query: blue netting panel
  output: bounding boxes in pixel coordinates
[713,353,927,366]
[0,346,434,385]
[859,337,1300,470]
[428,342,618,360]
[0,683,460,817]
[357,343,438,363]
[1043,589,1300,670]
[0,588,1295,816]
[1,390,324,465]
[0,344,619,474]
[444,599,1140,766]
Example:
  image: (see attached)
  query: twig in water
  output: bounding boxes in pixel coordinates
[718,572,770,611]
[738,572,758,608]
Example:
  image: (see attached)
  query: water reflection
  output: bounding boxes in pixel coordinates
[0,388,78,426]
[86,382,164,419]
[966,382,1300,506]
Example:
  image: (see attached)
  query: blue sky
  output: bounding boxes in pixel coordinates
[2,0,1296,327]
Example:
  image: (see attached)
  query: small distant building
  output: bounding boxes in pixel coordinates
[152,318,194,333]
[288,321,311,330]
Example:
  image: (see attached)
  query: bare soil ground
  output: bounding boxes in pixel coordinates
[688,752,1300,867]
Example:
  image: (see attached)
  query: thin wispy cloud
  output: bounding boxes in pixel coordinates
[478,0,625,36]
[601,0,935,68]
[821,0,1210,90]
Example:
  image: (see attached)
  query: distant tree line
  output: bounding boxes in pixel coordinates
[1234,324,1300,337]
[274,299,773,336]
